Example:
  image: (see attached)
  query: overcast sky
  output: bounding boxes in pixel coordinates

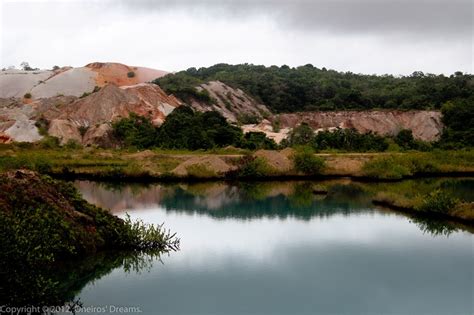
[1,0,472,75]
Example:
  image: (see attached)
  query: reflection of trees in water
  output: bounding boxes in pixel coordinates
[159,181,375,221]
[77,178,473,233]
[1,250,165,313]
[412,217,459,236]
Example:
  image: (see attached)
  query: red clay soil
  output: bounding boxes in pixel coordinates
[86,62,167,87]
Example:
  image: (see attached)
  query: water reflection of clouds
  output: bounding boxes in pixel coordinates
[75,181,474,315]
[116,208,469,269]
[80,208,473,315]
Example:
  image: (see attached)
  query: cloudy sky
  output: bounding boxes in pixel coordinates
[1,0,472,75]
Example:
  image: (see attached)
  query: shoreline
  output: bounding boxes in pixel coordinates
[372,199,474,226]
[50,169,474,184]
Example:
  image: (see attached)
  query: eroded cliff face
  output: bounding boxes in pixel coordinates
[0,69,445,146]
[190,81,271,123]
[0,83,182,146]
[275,110,443,141]
[46,83,182,146]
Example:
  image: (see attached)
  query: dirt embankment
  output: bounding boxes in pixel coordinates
[276,110,443,141]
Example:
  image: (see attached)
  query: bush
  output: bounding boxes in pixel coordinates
[38,136,60,149]
[313,128,388,152]
[24,93,32,99]
[362,156,412,179]
[127,71,135,78]
[395,129,416,150]
[0,154,52,173]
[64,139,82,150]
[112,113,158,149]
[288,123,314,146]
[240,132,277,150]
[234,156,271,178]
[416,189,459,214]
[292,148,325,175]
[35,116,49,136]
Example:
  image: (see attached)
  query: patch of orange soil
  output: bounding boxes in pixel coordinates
[86,62,168,87]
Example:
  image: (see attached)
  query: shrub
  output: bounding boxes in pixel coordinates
[35,116,49,136]
[24,93,32,99]
[362,156,412,179]
[64,139,82,150]
[112,113,158,149]
[292,148,325,175]
[288,123,314,146]
[38,136,60,149]
[313,128,388,152]
[33,157,53,173]
[78,125,89,137]
[416,189,459,214]
[238,113,261,125]
[122,214,179,251]
[240,132,277,150]
[395,129,416,150]
[234,155,271,178]
[127,71,135,78]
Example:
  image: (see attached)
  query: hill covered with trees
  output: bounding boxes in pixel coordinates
[154,64,473,113]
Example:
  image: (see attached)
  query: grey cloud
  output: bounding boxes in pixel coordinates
[117,0,473,37]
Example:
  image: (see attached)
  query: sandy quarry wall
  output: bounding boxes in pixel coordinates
[276,110,443,142]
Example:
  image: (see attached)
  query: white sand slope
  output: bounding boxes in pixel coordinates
[0,69,53,98]
[0,62,168,99]
[31,67,98,98]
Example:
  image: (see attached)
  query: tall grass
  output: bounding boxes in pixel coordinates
[362,151,474,179]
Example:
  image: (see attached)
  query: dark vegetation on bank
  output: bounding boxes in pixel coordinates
[155,64,473,113]
[112,107,266,151]
[0,170,179,307]
[110,107,470,153]
[369,180,474,227]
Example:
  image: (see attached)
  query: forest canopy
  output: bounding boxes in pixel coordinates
[154,64,473,113]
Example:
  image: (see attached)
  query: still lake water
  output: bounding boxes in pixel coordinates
[73,179,473,315]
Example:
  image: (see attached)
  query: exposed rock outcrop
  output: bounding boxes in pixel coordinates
[190,81,271,123]
[276,110,442,141]
[46,83,182,145]
[0,82,181,146]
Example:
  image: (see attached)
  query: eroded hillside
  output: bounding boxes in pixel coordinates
[0,62,450,146]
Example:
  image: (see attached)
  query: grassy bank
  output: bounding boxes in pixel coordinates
[365,179,474,225]
[0,144,473,181]
[0,170,179,306]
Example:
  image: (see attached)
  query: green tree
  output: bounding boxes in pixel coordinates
[112,113,158,149]
[288,123,314,146]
